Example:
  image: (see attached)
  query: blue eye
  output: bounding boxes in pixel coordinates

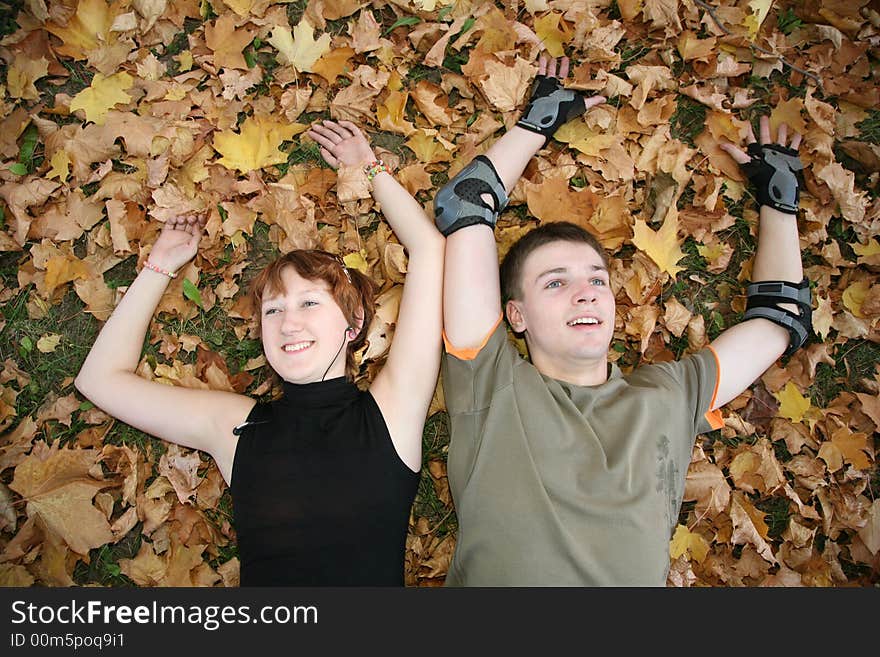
[591,278,606,286]
[546,280,562,289]
[302,300,318,308]
[264,307,280,316]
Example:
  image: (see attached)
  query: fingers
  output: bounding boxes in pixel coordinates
[339,120,363,137]
[790,132,802,150]
[319,148,338,168]
[720,142,751,164]
[546,57,557,78]
[538,55,547,76]
[777,123,788,147]
[759,115,771,145]
[558,56,570,79]
[745,121,756,145]
[584,95,606,110]
[164,214,205,236]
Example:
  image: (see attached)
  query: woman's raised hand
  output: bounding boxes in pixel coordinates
[148,214,206,274]
[306,120,378,169]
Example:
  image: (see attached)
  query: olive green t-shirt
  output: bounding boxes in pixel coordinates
[441,320,720,586]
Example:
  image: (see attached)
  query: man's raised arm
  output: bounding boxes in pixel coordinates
[436,56,604,350]
[710,111,810,407]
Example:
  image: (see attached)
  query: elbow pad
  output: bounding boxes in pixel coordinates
[433,155,509,237]
[743,278,812,356]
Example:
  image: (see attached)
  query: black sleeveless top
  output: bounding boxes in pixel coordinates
[230,377,420,586]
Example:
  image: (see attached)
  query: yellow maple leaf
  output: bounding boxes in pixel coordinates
[852,238,880,258]
[842,280,870,318]
[269,18,331,73]
[343,250,370,274]
[697,242,725,263]
[8,54,49,100]
[669,524,710,563]
[743,0,773,40]
[377,90,416,136]
[769,96,806,138]
[69,72,133,126]
[405,130,452,164]
[45,0,113,61]
[213,116,306,173]
[47,150,71,182]
[774,381,812,424]
[631,212,686,278]
[533,12,571,58]
[556,122,616,157]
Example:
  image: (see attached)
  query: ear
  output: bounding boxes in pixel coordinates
[505,299,526,334]
[347,313,365,340]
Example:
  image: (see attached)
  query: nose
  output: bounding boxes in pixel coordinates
[573,280,597,305]
[280,310,303,335]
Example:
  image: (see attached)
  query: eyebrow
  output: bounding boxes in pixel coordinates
[534,265,608,284]
[262,287,326,303]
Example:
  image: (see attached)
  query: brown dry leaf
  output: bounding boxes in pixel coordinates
[205,14,256,71]
[730,491,777,565]
[683,459,730,518]
[525,177,597,227]
[362,285,402,361]
[9,443,115,555]
[158,444,204,505]
[728,439,786,495]
[479,57,534,113]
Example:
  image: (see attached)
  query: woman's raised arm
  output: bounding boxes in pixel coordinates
[307,121,445,472]
[75,215,254,484]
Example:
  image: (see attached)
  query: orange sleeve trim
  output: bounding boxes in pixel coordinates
[703,345,724,430]
[442,314,504,361]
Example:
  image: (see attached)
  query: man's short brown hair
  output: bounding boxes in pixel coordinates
[500,221,608,303]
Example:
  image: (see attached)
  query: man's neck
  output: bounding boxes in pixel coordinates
[529,352,609,387]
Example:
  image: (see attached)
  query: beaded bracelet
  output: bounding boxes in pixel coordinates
[363,159,390,181]
[143,261,178,279]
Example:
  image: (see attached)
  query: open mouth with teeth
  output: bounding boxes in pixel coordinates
[567,317,601,326]
[282,341,313,353]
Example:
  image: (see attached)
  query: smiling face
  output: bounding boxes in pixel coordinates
[259,266,354,384]
[505,240,615,385]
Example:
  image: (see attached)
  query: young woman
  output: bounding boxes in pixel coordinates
[75,121,445,586]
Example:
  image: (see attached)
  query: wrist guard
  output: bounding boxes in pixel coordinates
[743,278,812,357]
[516,75,587,143]
[741,143,803,215]
[433,155,509,237]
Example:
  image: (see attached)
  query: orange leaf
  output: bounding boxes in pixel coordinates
[313,46,355,85]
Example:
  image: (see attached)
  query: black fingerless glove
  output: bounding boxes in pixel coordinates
[741,143,804,215]
[516,75,587,143]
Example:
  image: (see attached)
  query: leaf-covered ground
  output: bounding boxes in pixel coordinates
[0,0,878,587]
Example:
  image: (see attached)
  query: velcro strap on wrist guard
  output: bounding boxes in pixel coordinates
[433,155,509,237]
[741,143,803,215]
[516,75,587,142]
[743,278,812,356]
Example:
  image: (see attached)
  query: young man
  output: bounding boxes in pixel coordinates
[434,57,811,586]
